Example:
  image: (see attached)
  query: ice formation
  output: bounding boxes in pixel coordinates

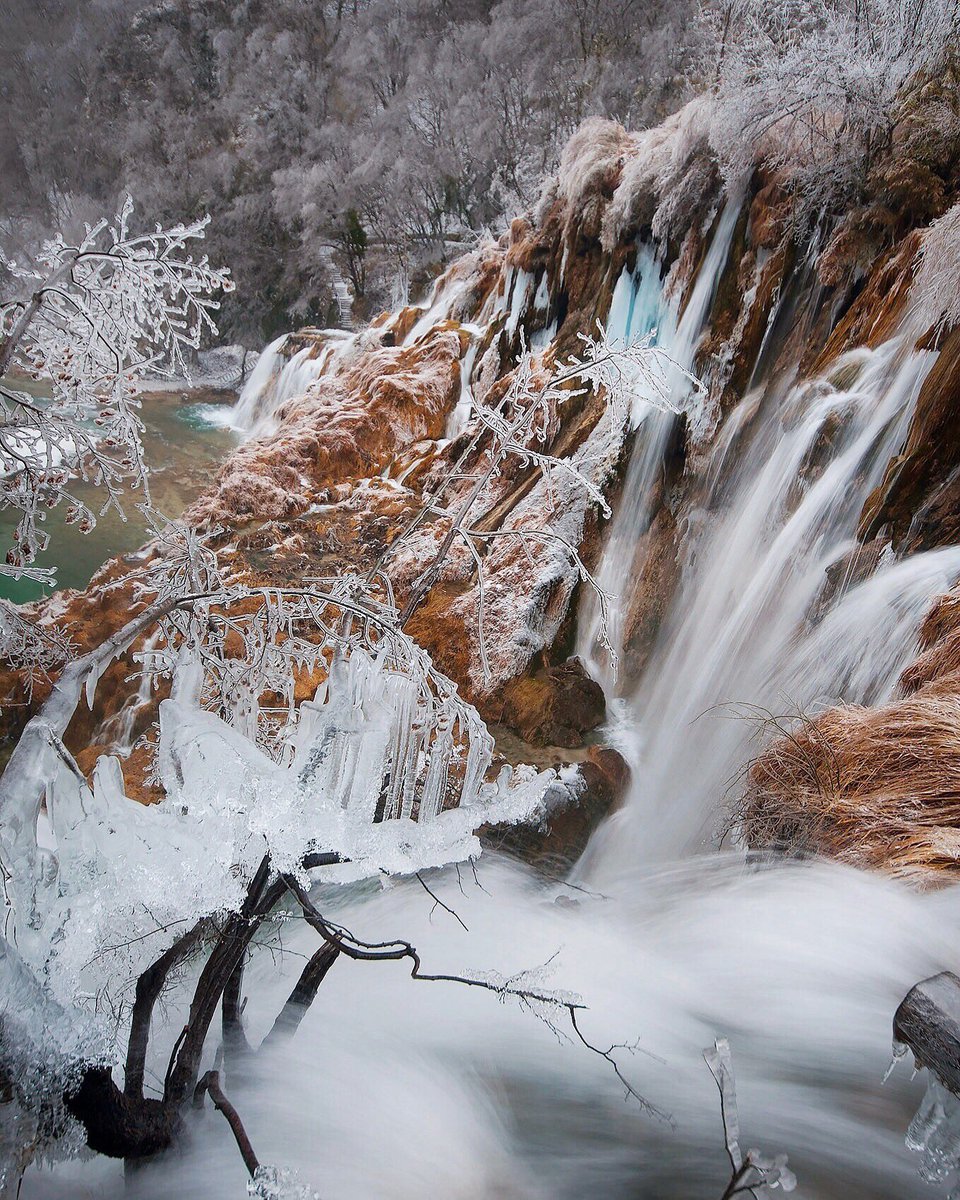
[24,645,562,1006]
[907,1072,960,1192]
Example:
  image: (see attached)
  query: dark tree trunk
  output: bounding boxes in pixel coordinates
[66,1067,179,1160]
[264,941,340,1044]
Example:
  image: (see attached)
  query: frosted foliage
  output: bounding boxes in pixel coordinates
[913,203,960,338]
[0,198,231,672]
[597,98,715,251]
[906,1073,960,1191]
[554,117,632,225]
[389,325,678,684]
[0,598,72,702]
[704,0,959,215]
[450,397,627,691]
[138,552,501,768]
[249,1165,321,1200]
[0,199,232,567]
[463,953,582,1029]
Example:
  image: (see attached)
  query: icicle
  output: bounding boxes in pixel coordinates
[882,1039,909,1084]
[906,1073,960,1185]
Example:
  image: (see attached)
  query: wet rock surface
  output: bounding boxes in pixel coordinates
[482,744,630,867]
[499,658,606,748]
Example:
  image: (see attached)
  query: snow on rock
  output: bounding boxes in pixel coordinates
[190,326,468,527]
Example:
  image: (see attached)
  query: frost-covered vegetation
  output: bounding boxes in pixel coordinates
[703,0,960,226]
[4,0,956,341]
[0,199,232,688]
[0,192,686,1190]
[0,0,702,339]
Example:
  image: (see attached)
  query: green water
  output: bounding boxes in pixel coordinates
[0,385,240,602]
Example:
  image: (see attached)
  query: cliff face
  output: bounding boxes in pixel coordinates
[4,103,960,875]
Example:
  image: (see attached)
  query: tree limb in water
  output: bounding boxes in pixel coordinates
[281,873,666,1118]
[193,1069,260,1177]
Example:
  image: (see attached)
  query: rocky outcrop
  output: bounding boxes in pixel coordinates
[499,658,606,748]
[190,325,466,527]
[482,744,630,867]
[860,326,960,553]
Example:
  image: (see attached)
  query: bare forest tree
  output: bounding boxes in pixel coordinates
[0,0,701,339]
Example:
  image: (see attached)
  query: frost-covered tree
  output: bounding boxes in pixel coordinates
[0,197,232,688]
[912,199,960,337]
[701,0,960,219]
[0,0,702,336]
[0,272,678,1186]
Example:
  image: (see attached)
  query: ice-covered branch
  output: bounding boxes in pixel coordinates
[0,198,231,654]
[383,326,677,652]
[704,1038,796,1197]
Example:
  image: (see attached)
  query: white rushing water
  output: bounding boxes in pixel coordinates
[25,209,960,1199]
[576,204,743,687]
[581,274,951,871]
[229,334,342,435]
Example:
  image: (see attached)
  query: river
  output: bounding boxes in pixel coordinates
[0,380,238,603]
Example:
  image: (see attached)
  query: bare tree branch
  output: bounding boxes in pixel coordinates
[194,1069,260,1178]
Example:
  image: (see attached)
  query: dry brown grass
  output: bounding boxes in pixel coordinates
[740,588,960,879]
[740,694,960,878]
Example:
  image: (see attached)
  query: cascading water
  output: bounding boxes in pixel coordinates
[576,205,742,689]
[25,208,960,1200]
[229,334,340,434]
[581,293,955,873]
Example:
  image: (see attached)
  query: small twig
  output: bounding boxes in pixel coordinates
[469,857,490,895]
[416,871,469,931]
[535,864,610,901]
[568,1007,672,1122]
[193,1069,260,1177]
[84,917,191,967]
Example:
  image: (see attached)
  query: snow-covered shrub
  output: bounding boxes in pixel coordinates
[912,201,960,338]
[600,96,718,250]
[551,117,633,238]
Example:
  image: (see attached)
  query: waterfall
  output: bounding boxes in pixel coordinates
[580,305,957,875]
[229,334,338,434]
[34,854,960,1200]
[577,203,741,687]
[27,214,960,1200]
